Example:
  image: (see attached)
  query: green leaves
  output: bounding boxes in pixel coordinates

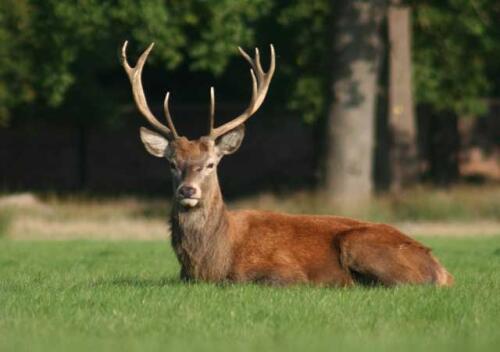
[0,0,35,125]
[1,0,499,126]
[0,0,271,124]
[277,0,331,124]
[188,0,271,74]
[412,0,500,115]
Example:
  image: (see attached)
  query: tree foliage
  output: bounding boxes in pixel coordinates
[0,0,271,125]
[276,0,332,124]
[275,0,500,120]
[411,0,500,115]
[0,0,35,123]
[0,0,499,126]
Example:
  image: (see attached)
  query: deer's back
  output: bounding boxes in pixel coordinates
[227,210,436,285]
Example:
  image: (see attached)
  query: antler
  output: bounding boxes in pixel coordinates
[121,41,179,139]
[209,44,275,139]
[208,86,215,133]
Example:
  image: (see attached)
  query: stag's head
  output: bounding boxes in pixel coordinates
[121,41,275,208]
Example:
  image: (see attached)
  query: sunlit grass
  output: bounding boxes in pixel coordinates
[1,238,499,351]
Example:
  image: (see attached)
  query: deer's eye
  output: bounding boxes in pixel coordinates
[169,161,177,170]
[206,163,215,169]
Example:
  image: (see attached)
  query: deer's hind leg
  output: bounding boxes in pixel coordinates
[336,226,453,287]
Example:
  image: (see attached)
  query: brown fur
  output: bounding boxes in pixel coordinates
[168,137,212,162]
[170,175,232,281]
[169,164,454,287]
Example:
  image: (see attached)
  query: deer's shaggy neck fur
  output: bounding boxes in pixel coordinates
[170,173,232,281]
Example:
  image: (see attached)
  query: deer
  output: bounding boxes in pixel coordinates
[120,41,453,287]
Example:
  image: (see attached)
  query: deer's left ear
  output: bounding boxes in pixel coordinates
[140,127,169,157]
[215,125,245,156]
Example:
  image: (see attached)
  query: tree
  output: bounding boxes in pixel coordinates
[0,0,272,126]
[278,0,500,191]
[2,0,499,191]
[0,0,34,126]
[412,0,500,116]
[411,0,500,183]
[325,0,386,204]
[0,0,272,189]
[387,1,418,191]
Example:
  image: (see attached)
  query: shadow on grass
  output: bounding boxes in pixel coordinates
[90,276,183,288]
[88,275,416,290]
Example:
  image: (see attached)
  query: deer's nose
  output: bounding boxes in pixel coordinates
[178,186,197,198]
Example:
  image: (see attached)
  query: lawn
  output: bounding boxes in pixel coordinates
[1,237,499,352]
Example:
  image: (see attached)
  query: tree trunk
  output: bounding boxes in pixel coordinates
[325,0,386,205]
[388,3,418,192]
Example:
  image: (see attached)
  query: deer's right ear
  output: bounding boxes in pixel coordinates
[139,127,169,158]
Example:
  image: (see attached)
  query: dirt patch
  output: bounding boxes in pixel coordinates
[0,193,45,209]
[6,216,499,240]
[2,190,499,240]
[9,216,169,240]
[395,221,500,237]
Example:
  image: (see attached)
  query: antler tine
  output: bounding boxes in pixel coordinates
[163,92,179,138]
[208,87,215,134]
[210,44,275,139]
[121,41,177,139]
[254,47,263,76]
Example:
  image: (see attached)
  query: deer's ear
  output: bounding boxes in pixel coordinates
[215,125,245,156]
[140,127,169,157]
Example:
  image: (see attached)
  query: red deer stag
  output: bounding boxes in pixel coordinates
[121,41,453,287]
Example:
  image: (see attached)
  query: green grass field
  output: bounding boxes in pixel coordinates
[1,237,499,352]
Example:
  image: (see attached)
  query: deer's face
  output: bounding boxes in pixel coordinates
[122,41,274,208]
[139,126,244,208]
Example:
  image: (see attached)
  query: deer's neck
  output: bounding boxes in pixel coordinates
[170,175,232,282]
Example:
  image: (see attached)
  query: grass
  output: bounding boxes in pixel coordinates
[0,210,11,238]
[1,237,500,352]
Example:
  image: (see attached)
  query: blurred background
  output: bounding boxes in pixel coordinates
[0,0,499,239]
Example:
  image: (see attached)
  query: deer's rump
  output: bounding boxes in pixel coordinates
[228,210,453,287]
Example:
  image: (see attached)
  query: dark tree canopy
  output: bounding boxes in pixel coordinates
[0,0,499,126]
[411,0,500,115]
[0,0,271,125]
